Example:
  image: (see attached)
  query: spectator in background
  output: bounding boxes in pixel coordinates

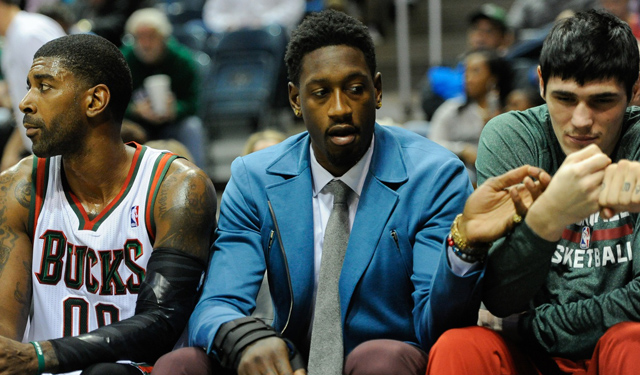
[242,129,287,155]
[504,87,545,112]
[421,3,511,121]
[468,3,512,53]
[122,7,207,168]
[202,0,305,34]
[0,0,66,172]
[430,49,513,185]
[507,0,597,39]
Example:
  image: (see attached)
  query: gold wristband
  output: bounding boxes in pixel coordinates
[450,214,492,255]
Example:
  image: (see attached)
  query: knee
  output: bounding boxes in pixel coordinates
[344,340,427,375]
[598,321,640,351]
[431,326,495,354]
[151,347,212,375]
[431,328,470,353]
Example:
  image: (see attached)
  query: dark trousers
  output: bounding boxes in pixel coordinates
[151,339,428,375]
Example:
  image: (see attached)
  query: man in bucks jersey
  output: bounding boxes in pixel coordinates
[0,34,216,374]
[427,9,640,375]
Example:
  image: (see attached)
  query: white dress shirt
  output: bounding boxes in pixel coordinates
[309,137,374,290]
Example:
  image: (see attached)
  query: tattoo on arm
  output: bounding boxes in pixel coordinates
[155,170,216,260]
[15,179,31,209]
[157,175,170,215]
[0,171,30,279]
[0,208,20,280]
[15,261,32,323]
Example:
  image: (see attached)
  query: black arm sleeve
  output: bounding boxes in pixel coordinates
[49,248,205,372]
[213,317,304,372]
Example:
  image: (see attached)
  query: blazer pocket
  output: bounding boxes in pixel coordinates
[390,229,413,280]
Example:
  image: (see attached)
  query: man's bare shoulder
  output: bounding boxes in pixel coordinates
[158,158,216,206]
[152,158,216,261]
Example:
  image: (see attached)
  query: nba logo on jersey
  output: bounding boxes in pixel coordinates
[580,226,590,249]
[130,206,139,228]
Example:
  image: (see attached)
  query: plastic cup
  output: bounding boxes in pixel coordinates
[143,74,171,116]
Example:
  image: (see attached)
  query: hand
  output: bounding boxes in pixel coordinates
[237,337,306,375]
[477,308,503,331]
[477,309,523,342]
[526,144,611,241]
[598,160,640,218]
[133,96,176,126]
[459,164,550,244]
[0,337,39,375]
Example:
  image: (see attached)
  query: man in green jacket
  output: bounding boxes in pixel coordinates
[121,7,206,168]
[427,9,640,375]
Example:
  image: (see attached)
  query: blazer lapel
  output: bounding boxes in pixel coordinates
[265,136,315,330]
[339,124,409,320]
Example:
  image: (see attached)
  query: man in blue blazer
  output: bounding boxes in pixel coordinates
[150,9,539,375]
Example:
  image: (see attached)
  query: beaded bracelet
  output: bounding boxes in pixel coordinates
[447,234,486,263]
[450,214,492,256]
[30,341,45,375]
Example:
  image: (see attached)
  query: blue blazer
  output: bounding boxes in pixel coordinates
[189,124,482,358]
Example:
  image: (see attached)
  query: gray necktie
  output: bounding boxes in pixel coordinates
[308,180,351,375]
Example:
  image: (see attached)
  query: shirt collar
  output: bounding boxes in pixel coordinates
[310,135,375,198]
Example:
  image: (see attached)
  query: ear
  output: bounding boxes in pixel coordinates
[85,84,110,118]
[537,66,545,100]
[288,82,301,117]
[374,72,382,107]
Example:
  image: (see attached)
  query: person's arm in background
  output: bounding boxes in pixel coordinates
[0,128,27,172]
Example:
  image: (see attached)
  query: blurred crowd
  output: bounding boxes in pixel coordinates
[1,0,640,185]
[422,0,640,184]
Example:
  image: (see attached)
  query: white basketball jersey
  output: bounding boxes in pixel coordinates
[27,143,177,343]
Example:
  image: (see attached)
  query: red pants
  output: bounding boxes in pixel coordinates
[426,322,640,375]
[151,339,428,375]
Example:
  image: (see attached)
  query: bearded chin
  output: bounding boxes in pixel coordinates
[327,147,365,172]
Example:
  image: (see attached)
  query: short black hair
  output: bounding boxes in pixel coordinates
[34,34,133,122]
[539,9,639,99]
[285,10,376,86]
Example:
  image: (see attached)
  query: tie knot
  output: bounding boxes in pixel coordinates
[327,180,351,205]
